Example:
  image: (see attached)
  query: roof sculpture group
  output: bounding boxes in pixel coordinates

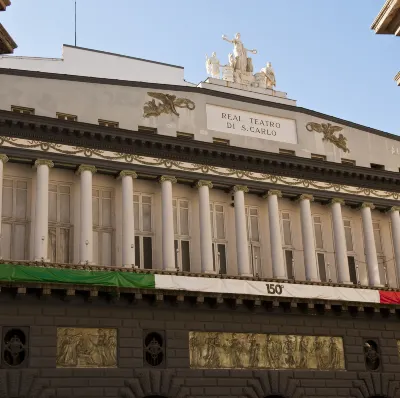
[206,33,276,90]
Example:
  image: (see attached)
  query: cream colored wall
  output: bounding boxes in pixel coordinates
[1,74,400,170]
[3,162,399,286]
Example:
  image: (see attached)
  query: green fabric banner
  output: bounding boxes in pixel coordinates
[0,264,155,289]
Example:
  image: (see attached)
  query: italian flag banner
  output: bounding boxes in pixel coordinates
[0,263,398,305]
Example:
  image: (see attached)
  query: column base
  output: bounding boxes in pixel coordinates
[35,258,50,262]
[203,270,217,275]
[79,261,94,266]
[306,278,321,283]
[372,284,384,288]
[274,275,289,280]
[122,264,134,269]
[239,273,254,277]
[339,280,354,285]
[164,267,178,272]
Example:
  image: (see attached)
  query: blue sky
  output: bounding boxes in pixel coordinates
[2,0,399,133]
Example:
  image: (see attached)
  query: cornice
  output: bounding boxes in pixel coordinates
[0,68,398,143]
[1,136,400,205]
[0,23,17,54]
[1,109,400,193]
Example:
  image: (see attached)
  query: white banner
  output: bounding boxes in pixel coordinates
[206,104,298,144]
[155,275,380,304]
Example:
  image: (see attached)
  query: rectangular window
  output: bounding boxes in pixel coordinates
[311,154,326,161]
[245,206,261,276]
[284,250,294,279]
[1,178,30,260]
[348,255,357,284]
[341,159,356,166]
[210,202,227,273]
[134,193,153,269]
[11,105,34,115]
[48,183,72,263]
[370,163,385,170]
[279,149,295,156]
[138,126,157,133]
[213,138,230,145]
[92,188,114,266]
[56,112,77,121]
[378,256,387,286]
[373,222,383,254]
[313,216,324,250]
[343,220,354,252]
[176,131,194,140]
[281,212,292,247]
[173,198,191,272]
[98,119,119,128]
[317,252,327,282]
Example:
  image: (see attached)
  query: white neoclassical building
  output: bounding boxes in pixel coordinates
[0,43,399,292]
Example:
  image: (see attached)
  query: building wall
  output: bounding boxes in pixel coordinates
[3,162,398,287]
[0,73,399,170]
[0,45,189,85]
[2,295,400,398]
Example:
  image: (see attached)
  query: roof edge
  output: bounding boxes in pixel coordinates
[0,67,397,142]
[63,44,184,70]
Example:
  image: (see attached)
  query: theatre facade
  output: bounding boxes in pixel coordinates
[0,39,400,398]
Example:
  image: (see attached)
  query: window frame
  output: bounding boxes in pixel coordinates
[1,176,31,260]
[210,202,227,274]
[280,210,294,279]
[92,186,115,266]
[173,197,191,272]
[133,192,154,269]
[48,181,73,263]
[245,205,261,276]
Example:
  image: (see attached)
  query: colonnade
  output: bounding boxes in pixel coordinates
[1,157,400,287]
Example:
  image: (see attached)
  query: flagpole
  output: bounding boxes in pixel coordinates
[74,0,77,46]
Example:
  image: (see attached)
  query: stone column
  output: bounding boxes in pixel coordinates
[330,198,351,284]
[77,165,97,264]
[233,185,251,276]
[34,159,54,261]
[119,170,137,268]
[389,206,400,287]
[299,194,319,281]
[160,175,177,271]
[361,202,381,286]
[0,155,8,259]
[264,190,286,279]
[197,180,214,274]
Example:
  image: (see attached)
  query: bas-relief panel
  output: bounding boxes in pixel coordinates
[56,328,117,368]
[189,332,345,370]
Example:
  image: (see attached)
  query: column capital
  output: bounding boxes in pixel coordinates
[330,198,345,206]
[159,175,177,184]
[298,194,314,202]
[34,159,54,169]
[361,202,375,210]
[196,180,213,189]
[387,206,400,213]
[232,185,249,193]
[119,170,138,179]
[76,164,97,175]
[0,154,9,164]
[263,189,282,199]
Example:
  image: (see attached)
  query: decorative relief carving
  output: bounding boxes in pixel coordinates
[306,122,349,153]
[143,92,195,118]
[2,328,29,368]
[364,340,380,371]
[0,136,398,200]
[56,328,117,368]
[189,332,345,370]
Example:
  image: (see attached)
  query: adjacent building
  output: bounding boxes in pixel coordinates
[0,41,399,398]
[371,0,400,85]
[0,0,17,55]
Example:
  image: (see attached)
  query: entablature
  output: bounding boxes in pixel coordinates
[1,109,400,195]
